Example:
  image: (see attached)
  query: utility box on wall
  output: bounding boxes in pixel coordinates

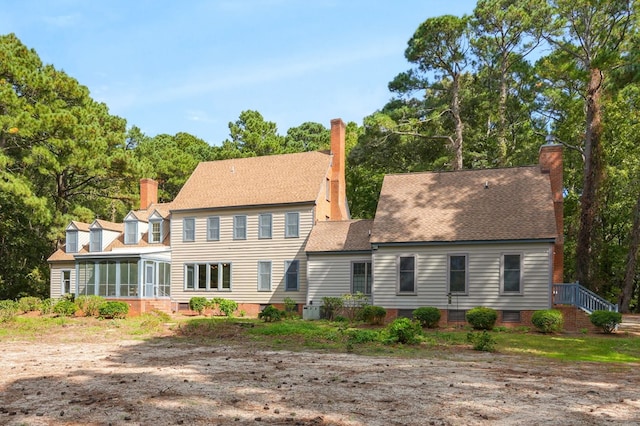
[302,305,320,320]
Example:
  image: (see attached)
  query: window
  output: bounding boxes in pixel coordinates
[185,262,231,291]
[448,254,468,294]
[448,309,467,322]
[97,261,117,296]
[89,229,102,252]
[502,253,522,294]
[124,221,138,245]
[77,261,96,296]
[234,215,247,240]
[285,212,299,238]
[183,218,195,242]
[352,261,372,295]
[66,230,78,253]
[157,263,170,297]
[259,214,272,239]
[207,216,220,241]
[120,260,139,297]
[62,270,72,294]
[258,261,272,291]
[502,310,521,323]
[285,260,299,291]
[398,256,416,294]
[149,220,162,243]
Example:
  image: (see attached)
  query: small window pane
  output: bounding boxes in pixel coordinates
[183,218,195,242]
[258,261,271,291]
[449,255,467,293]
[259,214,272,239]
[399,256,415,293]
[221,263,231,289]
[66,231,78,253]
[285,212,299,238]
[197,263,207,289]
[285,260,299,291]
[150,221,162,243]
[234,216,247,240]
[503,254,521,293]
[124,221,137,244]
[210,263,219,290]
[207,217,220,241]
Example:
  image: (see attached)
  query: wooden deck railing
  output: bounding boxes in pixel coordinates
[552,283,618,313]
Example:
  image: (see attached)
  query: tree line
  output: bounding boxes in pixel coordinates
[1,0,639,312]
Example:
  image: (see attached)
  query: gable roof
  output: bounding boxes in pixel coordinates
[306,220,373,253]
[371,166,557,244]
[170,151,332,211]
[92,219,124,232]
[67,221,90,232]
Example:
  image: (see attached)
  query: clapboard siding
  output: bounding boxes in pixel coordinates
[49,262,75,298]
[373,242,552,310]
[170,205,315,304]
[307,253,372,305]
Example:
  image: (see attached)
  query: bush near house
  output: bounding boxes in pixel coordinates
[53,300,78,317]
[0,300,19,322]
[385,317,423,344]
[189,297,208,315]
[531,309,564,333]
[467,330,497,352]
[321,297,343,321]
[75,295,106,317]
[360,305,386,325]
[258,305,282,322]
[413,307,441,328]
[98,301,129,319]
[466,306,498,330]
[17,296,42,313]
[211,298,238,317]
[589,310,622,334]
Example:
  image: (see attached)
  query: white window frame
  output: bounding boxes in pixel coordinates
[184,262,231,291]
[258,261,272,291]
[234,215,247,240]
[183,217,196,242]
[124,221,138,245]
[61,270,72,295]
[149,220,162,243]
[397,255,417,295]
[447,253,468,295]
[351,261,372,295]
[259,213,272,239]
[285,212,299,238]
[285,260,299,291]
[501,253,524,295]
[89,229,102,252]
[207,216,220,241]
[66,230,78,253]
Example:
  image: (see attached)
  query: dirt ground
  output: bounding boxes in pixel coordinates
[0,321,639,426]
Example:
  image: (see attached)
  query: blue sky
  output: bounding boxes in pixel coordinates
[2,1,477,145]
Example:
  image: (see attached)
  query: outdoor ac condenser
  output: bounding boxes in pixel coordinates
[302,305,320,320]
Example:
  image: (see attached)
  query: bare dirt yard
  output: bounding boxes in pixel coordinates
[1,320,639,426]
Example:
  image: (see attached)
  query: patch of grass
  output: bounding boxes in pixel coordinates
[494,333,640,363]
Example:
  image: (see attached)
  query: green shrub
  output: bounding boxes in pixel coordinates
[589,310,622,334]
[18,296,42,313]
[258,305,282,322]
[466,306,498,330]
[345,328,380,345]
[385,317,422,345]
[360,305,387,325]
[333,315,348,323]
[0,300,19,322]
[341,292,369,321]
[189,297,208,315]
[53,300,78,317]
[531,309,564,333]
[413,307,441,328]
[467,331,496,352]
[40,298,54,315]
[321,297,343,321]
[75,295,106,317]
[98,301,129,319]
[213,298,238,317]
[283,297,298,318]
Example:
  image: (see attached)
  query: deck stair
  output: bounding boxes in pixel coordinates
[552,282,618,314]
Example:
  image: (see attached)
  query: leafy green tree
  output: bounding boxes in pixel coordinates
[284,121,330,152]
[220,110,286,157]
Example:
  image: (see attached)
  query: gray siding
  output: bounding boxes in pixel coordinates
[307,253,372,305]
[372,243,552,310]
[170,205,314,304]
[49,262,75,298]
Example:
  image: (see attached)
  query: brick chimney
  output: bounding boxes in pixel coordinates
[539,141,563,283]
[330,118,349,220]
[139,178,158,209]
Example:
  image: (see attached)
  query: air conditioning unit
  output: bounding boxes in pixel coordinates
[302,305,320,320]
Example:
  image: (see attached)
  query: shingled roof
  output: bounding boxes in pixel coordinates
[170,151,333,211]
[306,220,373,253]
[371,166,557,244]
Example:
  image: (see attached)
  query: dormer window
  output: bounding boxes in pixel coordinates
[149,219,162,243]
[124,221,138,245]
[89,228,102,252]
[66,230,78,253]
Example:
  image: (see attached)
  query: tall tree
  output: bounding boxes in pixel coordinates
[402,14,472,170]
[220,110,285,157]
[545,0,635,288]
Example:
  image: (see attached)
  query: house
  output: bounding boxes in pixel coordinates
[48,119,349,315]
[49,118,564,325]
[306,142,564,325]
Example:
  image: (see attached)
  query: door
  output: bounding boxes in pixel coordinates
[144,262,155,297]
